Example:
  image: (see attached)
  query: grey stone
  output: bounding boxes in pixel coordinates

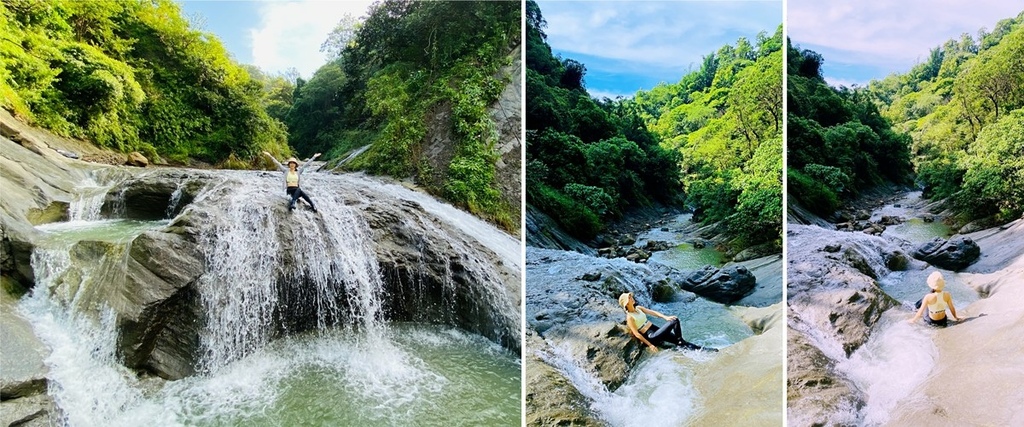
[912,236,981,271]
[0,293,48,399]
[680,264,757,304]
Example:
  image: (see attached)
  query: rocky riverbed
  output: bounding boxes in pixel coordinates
[787,190,1024,426]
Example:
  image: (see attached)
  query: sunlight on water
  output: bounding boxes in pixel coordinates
[35,220,169,246]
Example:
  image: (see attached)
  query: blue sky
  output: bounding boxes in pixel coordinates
[536,1,783,99]
[177,0,374,78]
[788,1,1023,87]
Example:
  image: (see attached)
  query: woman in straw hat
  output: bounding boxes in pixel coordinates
[618,292,713,353]
[909,271,961,326]
[263,151,321,212]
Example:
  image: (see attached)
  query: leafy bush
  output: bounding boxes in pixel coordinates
[788,167,839,217]
[529,184,601,239]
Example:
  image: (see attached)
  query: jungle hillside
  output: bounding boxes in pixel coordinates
[788,11,1024,226]
[865,11,1024,226]
[1,0,521,231]
[526,0,782,249]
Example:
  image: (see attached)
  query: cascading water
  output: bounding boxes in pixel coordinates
[538,340,704,426]
[525,247,767,425]
[16,168,521,425]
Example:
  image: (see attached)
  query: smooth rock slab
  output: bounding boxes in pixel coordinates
[912,236,981,271]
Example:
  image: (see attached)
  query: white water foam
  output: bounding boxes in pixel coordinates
[539,341,701,426]
[835,313,938,426]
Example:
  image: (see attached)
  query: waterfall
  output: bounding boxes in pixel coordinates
[537,340,701,426]
[165,183,185,218]
[189,175,389,372]
[15,168,521,425]
[68,177,109,221]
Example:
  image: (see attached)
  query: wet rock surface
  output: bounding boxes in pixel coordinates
[0,292,48,399]
[678,265,757,304]
[911,236,981,271]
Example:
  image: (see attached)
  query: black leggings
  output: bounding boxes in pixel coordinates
[286,187,315,210]
[643,318,704,350]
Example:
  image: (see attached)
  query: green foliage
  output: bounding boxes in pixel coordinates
[285,0,520,231]
[526,1,776,242]
[787,168,839,217]
[0,0,289,164]
[954,109,1024,220]
[528,183,601,240]
[786,42,914,216]
[622,24,783,245]
[860,13,1024,224]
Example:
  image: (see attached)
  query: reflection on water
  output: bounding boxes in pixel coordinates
[882,218,952,244]
[649,243,726,270]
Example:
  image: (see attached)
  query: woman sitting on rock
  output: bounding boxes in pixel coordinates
[263,151,321,212]
[618,292,712,352]
[909,271,961,326]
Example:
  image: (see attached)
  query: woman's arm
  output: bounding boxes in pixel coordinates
[909,295,928,323]
[298,152,322,174]
[639,306,677,321]
[945,292,960,321]
[626,315,658,352]
[262,151,287,172]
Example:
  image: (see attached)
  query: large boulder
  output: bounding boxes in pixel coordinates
[912,236,981,271]
[785,325,862,427]
[787,225,901,355]
[679,264,757,304]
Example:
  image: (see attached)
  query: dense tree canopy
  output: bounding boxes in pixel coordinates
[863,11,1024,223]
[786,42,914,217]
[526,0,782,247]
[0,0,290,164]
[283,0,521,230]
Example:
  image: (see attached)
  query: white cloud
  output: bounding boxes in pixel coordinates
[789,0,1022,68]
[539,1,781,69]
[250,0,374,78]
[587,88,635,100]
[823,76,865,89]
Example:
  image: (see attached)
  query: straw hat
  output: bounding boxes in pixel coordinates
[927,271,945,291]
[618,292,632,309]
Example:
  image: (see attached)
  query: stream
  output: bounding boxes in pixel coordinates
[527,211,778,426]
[17,169,521,426]
[800,191,981,426]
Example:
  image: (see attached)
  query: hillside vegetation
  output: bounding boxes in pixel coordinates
[2,0,521,230]
[0,0,290,164]
[786,43,914,217]
[285,1,521,230]
[864,11,1024,224]
[526,0,782,248]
